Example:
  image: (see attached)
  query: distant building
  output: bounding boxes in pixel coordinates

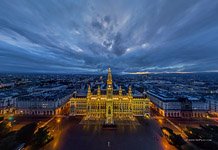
[15,95,71,116]
[0,88,71,116]
[147,90,209,118]
[206,96,218,115]
[70,68,150,124]
[0,96,16,114]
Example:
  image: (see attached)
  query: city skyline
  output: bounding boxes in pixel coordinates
[0,0,218,74]
[0,67,218,149]
[1,1,218,149]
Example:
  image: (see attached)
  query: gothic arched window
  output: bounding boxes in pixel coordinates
[108,106,111,114]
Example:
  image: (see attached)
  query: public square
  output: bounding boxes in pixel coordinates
[43,116,175,150]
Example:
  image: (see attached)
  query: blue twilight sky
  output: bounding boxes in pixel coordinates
[0,0,218,74]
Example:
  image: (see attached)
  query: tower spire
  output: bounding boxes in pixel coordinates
[107,68,113,98]
[119,86,122,96]
[107,68,112,85]
[87,84,91,97]
[97,85,101,96]
[128,86,132,97]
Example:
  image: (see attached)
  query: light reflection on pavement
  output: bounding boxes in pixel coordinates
[44,116,176,150]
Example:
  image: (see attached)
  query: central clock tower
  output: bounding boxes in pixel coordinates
[106,68,114,124]
[106,68,113,98]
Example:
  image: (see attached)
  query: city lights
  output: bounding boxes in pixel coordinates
[0,1,217,149]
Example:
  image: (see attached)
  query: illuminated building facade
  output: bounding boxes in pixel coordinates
[70,68,150,124]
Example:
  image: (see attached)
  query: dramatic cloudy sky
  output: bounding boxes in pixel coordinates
[0,0,218,73]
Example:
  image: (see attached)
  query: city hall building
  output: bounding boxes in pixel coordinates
[70,68,150,124]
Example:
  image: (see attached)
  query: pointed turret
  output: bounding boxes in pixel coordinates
[128,86,132,97]
[107,68,112,85]
[119,86,122,96]
[87,84,91,97]
[97,85,101,96]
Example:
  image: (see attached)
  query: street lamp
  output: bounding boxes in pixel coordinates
[56,118,61,131]
[158,119,163,125]
[56,118,61,123]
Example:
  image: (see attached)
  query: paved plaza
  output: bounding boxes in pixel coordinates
[44,116,176,150]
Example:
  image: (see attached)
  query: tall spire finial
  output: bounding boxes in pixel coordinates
[97,85,101,96]
[128,86,132,97]
[87,84,91,96]
[107,68,112,84]
[107,68,112,85]
[119,86,122,96]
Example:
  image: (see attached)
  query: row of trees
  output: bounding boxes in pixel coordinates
[0,121,53,150]
[161,127,186,149]
[184,125,218,150]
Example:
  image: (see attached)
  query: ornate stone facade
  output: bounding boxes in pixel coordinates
[71,68,150,124]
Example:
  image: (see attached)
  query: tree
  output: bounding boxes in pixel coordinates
[162,127,186,149]
[0,131,18,150]
[200,125,218,142]
[185,126,218,150]
[32,126,53,148]
[161,127,174,134]
[170,134,186,149]
[0,121,11,139]
[0,116,4,121]
[16,122,37,143]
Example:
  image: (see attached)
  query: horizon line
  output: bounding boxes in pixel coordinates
[1,70,218,75]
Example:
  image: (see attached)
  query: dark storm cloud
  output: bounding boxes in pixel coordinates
[0,0,218,73]
[112,32,126,56]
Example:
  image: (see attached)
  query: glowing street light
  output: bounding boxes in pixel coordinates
[56,118,61,131]
[8,115,14,122]
[56,118,61,123]
[158,119,163,125]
